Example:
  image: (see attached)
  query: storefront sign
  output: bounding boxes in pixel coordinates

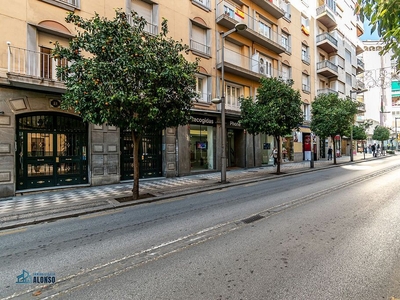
[226,119,242,128]
[190,116,215,125]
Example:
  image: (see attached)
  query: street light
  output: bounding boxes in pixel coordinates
[395,117,400,151]
[349,89,368,161]
[212,23,247,183]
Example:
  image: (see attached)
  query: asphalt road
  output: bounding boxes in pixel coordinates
[1,157,400,299]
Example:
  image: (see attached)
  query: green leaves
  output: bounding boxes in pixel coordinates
[311,93,358,140]
[372,125,390,142]
[358,0,400,68]
[239,77,303,138]
[52,9,198,133]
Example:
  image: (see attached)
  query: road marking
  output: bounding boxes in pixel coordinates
[0,227,26,236]
[340,165,372,170]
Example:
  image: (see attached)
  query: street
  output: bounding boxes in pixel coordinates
[1,157,400,299]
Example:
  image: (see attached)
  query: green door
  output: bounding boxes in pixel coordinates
[16,113,88,190]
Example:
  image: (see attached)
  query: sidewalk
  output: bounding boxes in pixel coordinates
[0,154,381,230]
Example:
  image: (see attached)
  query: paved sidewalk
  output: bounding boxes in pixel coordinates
[0,154,381,230]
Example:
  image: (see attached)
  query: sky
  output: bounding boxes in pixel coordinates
[360,19,381,41]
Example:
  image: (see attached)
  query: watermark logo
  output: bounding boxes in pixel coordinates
[16,270,56,284]
[16,270,31,284]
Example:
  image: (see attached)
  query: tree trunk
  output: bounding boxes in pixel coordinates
[332,135,337,165]
[132,131,141,200]
[275,136,281,174]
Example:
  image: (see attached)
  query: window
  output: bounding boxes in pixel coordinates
[195,75,210,102]
[345,49,352,62]
[40,0,80,10]
[259,21,271,39]
[190,22,210,56]
[301,44,310,64]
[224,5,235,18]
[303,104,310,121]
[281,32,290,52]
[281,2,291,21]
[192,0,210,10]
[338,81,345,94]
[225,84,242,110]
[346,73,352,85]
[132,0,158,34]
[337,56,345,69]
[259,57,273,77]
[302,73,310,93]
[281,64,291,81]
[301,15,309,31]
[40,47,52,79]
[301,0,309,7]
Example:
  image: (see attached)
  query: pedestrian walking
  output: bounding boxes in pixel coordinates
[327,146,333,160]
[271,147,278,166]
[371,143,376,157]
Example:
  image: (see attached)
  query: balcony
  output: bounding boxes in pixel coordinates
[316,60,338,78]
[216,2,286,54]
[251,0,285,19]
[193,92,212,103]
[7,45,66,93]
[356,79,365,90]
[356,101,366,113]
[317,88,338,96]
[302,84,311,93]
[127,15,158,35]
[356,58,365,74]
[302,53,310,65]
[316,4,337,29]
[216,48,282,82]
[190,39,211,57]
[316,32,338,53]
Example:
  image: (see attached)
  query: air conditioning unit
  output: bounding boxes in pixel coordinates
[260,65,265,74]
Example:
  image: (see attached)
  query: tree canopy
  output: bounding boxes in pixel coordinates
[372,125,390,144]
[240,77,303,173]
[311,93,358,164]
[52,10,198,199]
[357,0,400,67]
[351,125,367,141]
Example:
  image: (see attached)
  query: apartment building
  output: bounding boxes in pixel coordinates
[0,0,364,197]
[311,0,365,157]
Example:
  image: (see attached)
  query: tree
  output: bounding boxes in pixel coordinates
[372,125,390,150]
[351,125,367,141]
[311,93,358,164]
[357,0,400,68]
[240,77,303,174]
[52,11,198,200]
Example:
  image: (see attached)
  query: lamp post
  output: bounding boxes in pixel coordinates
[212,23,247,183]
[349,89,368,161]
[395,117,400,151]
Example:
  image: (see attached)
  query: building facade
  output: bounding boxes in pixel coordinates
[0,0,364,198]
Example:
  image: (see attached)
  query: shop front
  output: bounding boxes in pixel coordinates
[225,119,246,168]
[189,115,216,171]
